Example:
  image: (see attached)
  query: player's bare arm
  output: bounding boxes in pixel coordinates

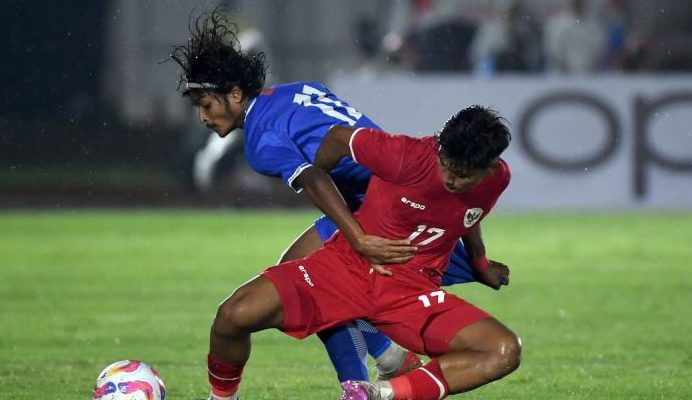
[311,125,418,268]
[295,167,416,265]
[314,125,357,170]
[462,224,510,290]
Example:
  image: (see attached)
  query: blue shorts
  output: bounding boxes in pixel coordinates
[314,215,476,286]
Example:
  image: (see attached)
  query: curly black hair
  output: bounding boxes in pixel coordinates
[437,105,511,173]
[170,8,267,99]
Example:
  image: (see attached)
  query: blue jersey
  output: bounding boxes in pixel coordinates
[242,82,378,209]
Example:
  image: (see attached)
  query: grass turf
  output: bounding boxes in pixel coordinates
[0,211,690,399]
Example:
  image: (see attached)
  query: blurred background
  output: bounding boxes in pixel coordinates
[2,0,691,210]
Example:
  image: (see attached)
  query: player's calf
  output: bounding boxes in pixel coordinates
[208,276,284,400]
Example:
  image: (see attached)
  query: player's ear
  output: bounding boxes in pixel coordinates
[229,86,244,104]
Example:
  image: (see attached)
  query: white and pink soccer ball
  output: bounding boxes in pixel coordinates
[92,360,166,400]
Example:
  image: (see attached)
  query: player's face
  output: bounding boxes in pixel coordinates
[438,158,498,193]
[193,89,244,137]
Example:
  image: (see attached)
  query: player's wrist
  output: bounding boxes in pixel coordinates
[471,254,490,272]
[346,230,367,251]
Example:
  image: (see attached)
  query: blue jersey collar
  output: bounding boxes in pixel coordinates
[244,97,258,125]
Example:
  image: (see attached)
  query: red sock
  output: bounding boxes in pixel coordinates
[207,353,244,397]
[389,359,450,400]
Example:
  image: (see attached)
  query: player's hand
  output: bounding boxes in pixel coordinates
[476,260,510,290]
[355,235,417,266]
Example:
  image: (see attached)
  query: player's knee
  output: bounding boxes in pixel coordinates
[488,331,522,377]
[212,288,257,336]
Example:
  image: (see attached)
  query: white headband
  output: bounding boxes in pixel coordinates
[184,82,218,90]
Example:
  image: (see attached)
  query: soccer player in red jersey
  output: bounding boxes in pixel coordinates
[206,105,519,400]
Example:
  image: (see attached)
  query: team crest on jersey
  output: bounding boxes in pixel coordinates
[463,208,484,228]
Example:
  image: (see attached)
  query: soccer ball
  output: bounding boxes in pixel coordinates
[92,360,166,400]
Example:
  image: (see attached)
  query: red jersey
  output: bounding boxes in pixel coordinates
[329,128,510,276]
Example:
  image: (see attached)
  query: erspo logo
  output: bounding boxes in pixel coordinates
[298,265,314,287]
[401,197,426,210]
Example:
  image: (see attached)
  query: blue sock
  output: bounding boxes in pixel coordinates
[318,323,369,382]
[354,319,391,358]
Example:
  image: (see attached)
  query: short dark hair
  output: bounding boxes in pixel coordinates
[170,8,267,99]
[437,105,511,173]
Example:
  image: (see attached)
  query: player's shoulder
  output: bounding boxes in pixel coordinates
[354,128,434,157]
[460,158,510,204]
[270,81,331,95]
[250,81,334,116]
[356,128,429,143]
[246,83,322,130]
[481,157,511,191]
[496,158,511,184]
[248,82,327,106]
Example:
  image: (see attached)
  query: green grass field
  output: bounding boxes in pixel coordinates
[1,211,691,399]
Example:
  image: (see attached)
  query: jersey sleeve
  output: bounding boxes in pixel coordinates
[349,128,410,182]
[247,130,313,192]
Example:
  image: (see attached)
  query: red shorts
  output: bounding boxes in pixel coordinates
[261,245,490,357]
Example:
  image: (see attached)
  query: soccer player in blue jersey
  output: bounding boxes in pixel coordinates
[170,10,510,399]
